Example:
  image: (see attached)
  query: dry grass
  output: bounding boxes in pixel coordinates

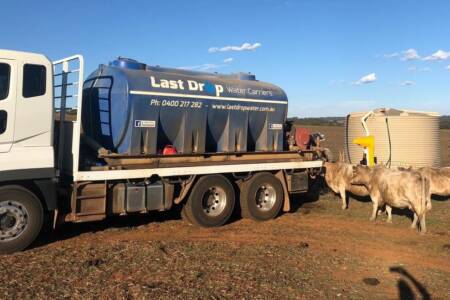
[0,192,448,299]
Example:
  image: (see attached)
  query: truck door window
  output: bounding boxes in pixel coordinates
[0,63,10,100]
[23,64,46,98]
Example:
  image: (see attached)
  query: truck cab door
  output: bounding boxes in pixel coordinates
[0,59,16,153]
[14,60,53,147]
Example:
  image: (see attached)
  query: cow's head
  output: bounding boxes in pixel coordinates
[351,164,371,186]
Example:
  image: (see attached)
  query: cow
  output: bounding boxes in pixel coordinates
[351,165,431,233]
[323,162,369,210]
[418,167,450,196]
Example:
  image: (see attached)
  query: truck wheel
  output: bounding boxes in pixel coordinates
[240,172,284,221]
[0,186,44,254]
[184,175,235,227]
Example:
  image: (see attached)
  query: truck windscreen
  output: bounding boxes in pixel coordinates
[0,63,10,100]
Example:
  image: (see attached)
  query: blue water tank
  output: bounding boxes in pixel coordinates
[82,59,288,155]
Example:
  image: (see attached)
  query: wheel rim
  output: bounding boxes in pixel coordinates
[0,200,29,242]
[255,184,277,211]
[202,186,227,217]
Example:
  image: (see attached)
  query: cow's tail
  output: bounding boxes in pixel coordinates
[425,176,432,211]
[421,174,431,215]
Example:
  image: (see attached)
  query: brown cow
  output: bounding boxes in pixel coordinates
[324,162,369,210]
[351,165,430,233]
[418,167,450,196]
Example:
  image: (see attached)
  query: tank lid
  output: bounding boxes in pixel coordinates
[110,57,146,70]
[231,72,256,81]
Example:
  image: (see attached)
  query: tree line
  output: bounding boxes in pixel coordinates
[288,116,450,129]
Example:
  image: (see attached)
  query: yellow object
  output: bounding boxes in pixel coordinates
[353,135,375,166]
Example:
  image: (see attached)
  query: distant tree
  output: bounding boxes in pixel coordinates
[287,117,345,127]
[288,116,450,129]
[440,115,450,129]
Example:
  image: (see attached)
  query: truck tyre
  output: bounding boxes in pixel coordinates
[184,175,235,227]
[240,172,284,221]
[0,186,44,254]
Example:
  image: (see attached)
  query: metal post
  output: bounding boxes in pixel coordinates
[57,62,69,172]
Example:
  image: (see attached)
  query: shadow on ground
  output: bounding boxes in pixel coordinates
[432,195,450,202]
[390,266,431,300]
[31,208,184,251]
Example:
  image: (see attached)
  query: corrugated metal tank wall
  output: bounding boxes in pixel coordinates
[345,108,441,168]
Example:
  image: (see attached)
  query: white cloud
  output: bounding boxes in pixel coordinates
[354,73,377,85]
[383,49,420,60]
[177,63,222,71]
[401,80,414,86]
[424,50,450,61]
[402,49,420,61]
[407,66,430,72]
[446,65,450,70]
[384,52,399,58]
[208,42,262,53]
[178,57,235,71]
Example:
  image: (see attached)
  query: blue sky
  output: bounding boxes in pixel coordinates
[1,0,450,117]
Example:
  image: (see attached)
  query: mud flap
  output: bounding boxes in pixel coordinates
[275,170,290,212]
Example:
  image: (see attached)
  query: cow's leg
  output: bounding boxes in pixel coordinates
[370,201,379,221]
[385,205,392,223]
[419,214,427,234]
[377,204,386,216]
[411,213,418,229]
[368,191,380,221]
[339,187,347,210]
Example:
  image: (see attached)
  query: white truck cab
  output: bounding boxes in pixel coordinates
[0,50,58,253]
[0,50,55,174]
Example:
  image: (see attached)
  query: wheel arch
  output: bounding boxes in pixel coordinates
[0,179,57,211]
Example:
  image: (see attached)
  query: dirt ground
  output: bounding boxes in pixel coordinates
[0,126,449,299]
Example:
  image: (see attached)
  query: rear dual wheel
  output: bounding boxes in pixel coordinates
[183,175,235,227]
[240,172,284,221]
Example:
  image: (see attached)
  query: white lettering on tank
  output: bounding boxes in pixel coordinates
[188,80,198,90]
[150,76,160,88]
[215,85,224,97]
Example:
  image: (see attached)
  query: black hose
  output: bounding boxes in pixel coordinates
[345,114,352,164]
[385,115,392,168]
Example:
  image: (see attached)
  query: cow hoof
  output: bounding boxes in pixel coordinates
[386,219,393,224]
[420,230,427,235]
[341,205,347,210]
